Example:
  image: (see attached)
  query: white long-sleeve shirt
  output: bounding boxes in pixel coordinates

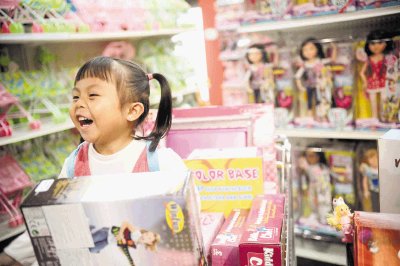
[5,139,188,266]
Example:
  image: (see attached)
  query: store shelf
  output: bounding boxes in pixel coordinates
[238,6,400,33]
[276,128,386,140]
[0,222,25,243]
[0,119,74,146]
[0,28,193,44]
[295,237,346,265]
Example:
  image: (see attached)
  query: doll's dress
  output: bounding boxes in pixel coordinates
[366,58,386,93]
[362,164,379,193]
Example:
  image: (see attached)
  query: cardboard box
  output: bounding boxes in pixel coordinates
[354,211,400,266]
[211,209,249,266]
[378,129,400,213]
[239,194,285,266]
[200,212,225,264]
[21,171,205,266]
[185,147,264,217]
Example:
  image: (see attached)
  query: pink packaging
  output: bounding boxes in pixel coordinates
[200,212,225,264]
[239,194,285,266]
[211,209,249,266]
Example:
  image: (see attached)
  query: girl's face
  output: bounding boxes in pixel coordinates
[248,48,263,64]
[70,77,133,153]
[305,150,320,165]
[368,41,386,55]
[302,42,318,60]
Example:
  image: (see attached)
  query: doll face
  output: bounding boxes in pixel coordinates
[302,42,318,61]
[368,153,378,169]
[141,231,156,245]
[339,205,349,216]
[305,150,320,165]
[247,48,263,64]
[368,41,386,55]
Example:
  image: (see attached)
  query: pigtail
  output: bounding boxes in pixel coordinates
[147,73,172,151]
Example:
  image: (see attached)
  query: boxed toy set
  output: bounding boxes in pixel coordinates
[185,147,264,217]
[21,171,205,266]
[211,209,249,266]
[354,211,400,266]
[200,212,225,264]
[239,194,285,266]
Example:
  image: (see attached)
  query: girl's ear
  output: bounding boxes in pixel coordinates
[126,102,144,122]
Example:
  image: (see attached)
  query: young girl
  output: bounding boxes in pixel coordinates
[0,56,187,266]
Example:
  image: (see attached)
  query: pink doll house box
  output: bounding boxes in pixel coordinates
[21,171,205,266]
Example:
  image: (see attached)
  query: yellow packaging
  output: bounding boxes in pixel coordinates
[185,147,264,217]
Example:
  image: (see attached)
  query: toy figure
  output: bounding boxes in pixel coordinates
[327,197,354,243]
[298,148,332,225]
[90,221,160,266]
[245,44,275,104]
[295,38,336,121]
[359,30,396,123]
[359,148,379,212]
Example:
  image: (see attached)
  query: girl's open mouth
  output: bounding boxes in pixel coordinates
[78,117,93,127]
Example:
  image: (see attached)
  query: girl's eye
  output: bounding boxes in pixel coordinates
[89,94,99,97]
[72,96,79,101]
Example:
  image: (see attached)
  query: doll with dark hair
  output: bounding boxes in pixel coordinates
[245,44,275,103]
[298,148,332,225]
[360,30,396,122]
[295,38,336,119]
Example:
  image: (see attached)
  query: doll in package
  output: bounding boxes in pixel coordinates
[245,43,275,104]
[294,38,337,128]
[274,47,295,128]
[356,30,400,129]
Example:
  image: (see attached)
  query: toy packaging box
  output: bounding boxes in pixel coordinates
[199,212,225,264]
[354,211,400,266]
[211,209,249,266]
[378,129,400,213]
[21,171,205,266]
[239,194,285,266]
[185,147,264,217]
[292,142,356,240]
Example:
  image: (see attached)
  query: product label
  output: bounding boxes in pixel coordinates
[185,157,263,216]
[165,201,185,234]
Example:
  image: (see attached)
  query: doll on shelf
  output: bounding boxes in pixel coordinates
[359,30,397,125]
[298,148,332,225]
[295,38,336,122]
[359,148,379,212]
[327,197,354,243]
[245,43,275,104]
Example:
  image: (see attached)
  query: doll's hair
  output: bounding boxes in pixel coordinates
[327,202,350,231]
[299,38,325,61]
[304,147,328,165]
[364,30,394,56]
[74,56,172,151]
[361,148,378,165]
[140,229,161,251]
[245,44,269,64]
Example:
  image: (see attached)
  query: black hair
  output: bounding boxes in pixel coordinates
[245,44,269,64]
[74,56,172,151]
[364,29,394,56]
[364,30,394,79]
[299,38,325,61]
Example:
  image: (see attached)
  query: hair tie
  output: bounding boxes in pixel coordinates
[147,73,153,81]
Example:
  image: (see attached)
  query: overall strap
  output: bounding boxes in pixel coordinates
[66,142,86,178]
[146,141,159,172]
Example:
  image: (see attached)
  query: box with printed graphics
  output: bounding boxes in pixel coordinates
[239,194,285,266]
[21,171,205,266]
[185,147,264,217]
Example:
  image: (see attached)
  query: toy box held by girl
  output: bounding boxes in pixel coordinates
[21,171,205,266]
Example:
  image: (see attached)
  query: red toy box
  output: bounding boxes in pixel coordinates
[239,194,285,266]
